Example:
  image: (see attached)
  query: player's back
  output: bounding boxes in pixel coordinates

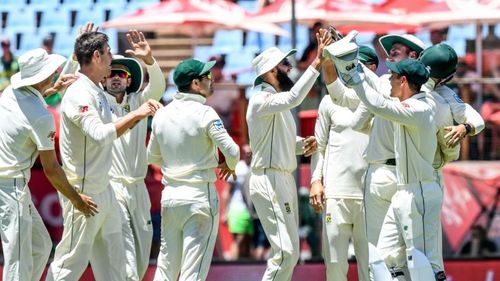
[151,93,219,184]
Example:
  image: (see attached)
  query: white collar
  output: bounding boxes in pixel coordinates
[174,92,206,104]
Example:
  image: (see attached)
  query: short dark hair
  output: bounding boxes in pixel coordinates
[394,73,422,93]
[178,84,192,93]
[74,32,109,66]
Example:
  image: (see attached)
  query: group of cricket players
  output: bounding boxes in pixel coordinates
[0,19,484,281]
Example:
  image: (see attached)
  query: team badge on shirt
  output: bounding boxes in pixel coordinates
[79,105,89,113]
[284,202,291,214]
[47,131,56,142]
[325,213,332,224]
[123,104,131,113]
[453,94,464,103]
[401,102,410,109]
[213,119,224,130]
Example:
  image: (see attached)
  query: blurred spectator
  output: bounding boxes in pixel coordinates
[430,27,449,45]
[460,225,498,257]
[42,34,55,54]
[205,54,240,131]
[484,24,500,50]
[0,38,19,91]
[222,144,254,260]
[480,64,500,160]
[297,21,324,111]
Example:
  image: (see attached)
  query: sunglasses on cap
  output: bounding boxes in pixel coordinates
[108,69,131,79]
[198,72,212,81]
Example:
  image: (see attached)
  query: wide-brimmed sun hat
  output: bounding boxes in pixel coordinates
[379,34,426,57]
[10,48,66,89]
[111,55,144,93]
[252,47,297,88]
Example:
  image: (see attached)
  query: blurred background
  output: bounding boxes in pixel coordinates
[0,0,498,280]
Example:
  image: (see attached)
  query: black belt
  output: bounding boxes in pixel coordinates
[384,158,396,166]
[391,271,404,277]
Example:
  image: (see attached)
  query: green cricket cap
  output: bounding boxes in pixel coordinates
[173,59,216,88]
[419,43,458,79]
[358,45,379,67]
[386,59,430,86]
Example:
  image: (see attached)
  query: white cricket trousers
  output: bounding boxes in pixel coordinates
[111,180,153,281]
[0,177,51,281]
[363,164,397,245]
[249,169,299,281]
[323,198,369,281]
[154,182,219,281]
[46,186,126,281]
[377,181,444,275]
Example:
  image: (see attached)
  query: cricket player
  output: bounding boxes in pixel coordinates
[46,31,161,281]
[103,30,165,281]
[417,43,485,280]
[309,94,370,281]
[0,48,97,281]
[325,33,426,251]
[308,44,378,281]
[335,49,440,280]
[147,58,240,281]
[246,29,332,281]
[419,43,484,147]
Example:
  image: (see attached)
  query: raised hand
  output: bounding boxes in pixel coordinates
[78,22,99,37]
[43,74,79,97]
[316,28,334,62]
[125,29,154,65]
[72,194,98,217]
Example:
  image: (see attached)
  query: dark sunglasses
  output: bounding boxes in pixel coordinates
[281,58,292,67]
[108,69,131,79]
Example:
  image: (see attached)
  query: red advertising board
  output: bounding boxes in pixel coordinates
[8,260,499,281]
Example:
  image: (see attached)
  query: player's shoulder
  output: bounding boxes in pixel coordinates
[436,85,464,103]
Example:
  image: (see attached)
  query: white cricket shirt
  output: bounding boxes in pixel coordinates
[59,73,117,194]
[0,86,55,179]
[246,66,319,172]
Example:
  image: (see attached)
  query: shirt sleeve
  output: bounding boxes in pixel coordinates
[147,119,163,166]
[252,66,319,116]
[64,92,117,145]
[362,64,392,97]
[310,98,331,182]
[350,102,373,133]
[439,86,485,135]
[141,59,166,102]
[30,113,56,151]
[352,83,433,128]
[326,79,360,110]
[295,136,305,155]
[204,107,240,170]
[58,56,79,98]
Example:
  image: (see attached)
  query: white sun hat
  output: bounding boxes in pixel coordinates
[10,48,66,89]
[252,47,296,88]
[379,34,426,57]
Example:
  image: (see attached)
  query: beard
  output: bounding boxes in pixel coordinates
[277,69,294,92]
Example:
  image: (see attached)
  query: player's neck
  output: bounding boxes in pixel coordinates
[80,65,105,87]
[108,91,125,103]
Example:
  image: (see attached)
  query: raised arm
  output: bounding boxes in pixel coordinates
[352,83,432,128]
[125,29,166,101]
